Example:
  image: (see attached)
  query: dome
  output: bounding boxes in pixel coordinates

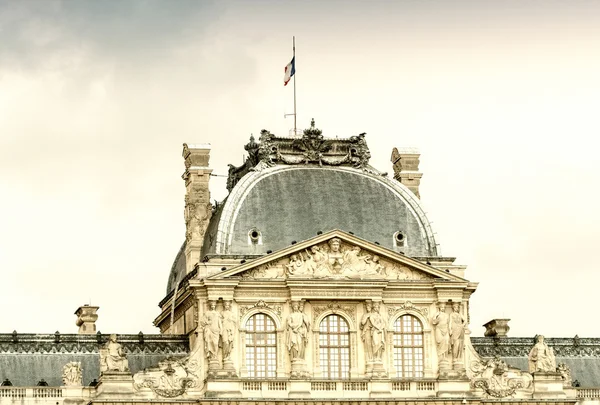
[167,124,439,294]
[202,165,437,257]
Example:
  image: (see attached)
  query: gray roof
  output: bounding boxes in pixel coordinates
[0,333,189,387]
[471,336,600,387]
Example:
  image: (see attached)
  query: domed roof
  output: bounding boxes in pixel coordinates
[201,165,437,258]
[167,123,439,294]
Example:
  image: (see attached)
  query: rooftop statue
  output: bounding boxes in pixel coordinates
[101,334,129,373]
[528,335,557,373]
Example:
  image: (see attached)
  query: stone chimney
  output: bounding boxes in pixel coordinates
[391,147,423,199]
[182,144,213,274]
[483,318,510,338]
[75,305,99,334]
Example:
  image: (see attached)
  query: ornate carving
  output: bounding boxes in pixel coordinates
[556,363,572,386]
[470,357,531,398]
[240,238,434,281]
[101,334,129,372]
[62,361,82,386]
[134,357,201,398]
[528,335,557,373]
[312,302,356,325]
[471,336,600,357]
[238,300,283,320]
[387,301,429,318]
[184,199,212,244]
[224,120,377,193]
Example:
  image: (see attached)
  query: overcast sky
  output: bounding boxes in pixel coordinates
[1,0,599,339]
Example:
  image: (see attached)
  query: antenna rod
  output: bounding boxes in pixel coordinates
[293,36,297,134]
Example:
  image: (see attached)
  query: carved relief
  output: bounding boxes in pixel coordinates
[470,357,532,398]
[312,302,356,325]
[556,363,572,386]
[62,362,82,386]
[387,301,429,318]
[239,238,434,281]
[238,300,283,320]
[134,357,201,398]
[184,200,212,244]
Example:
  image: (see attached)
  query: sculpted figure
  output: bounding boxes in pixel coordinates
[308,246,330,278]
[221,301,236,362]
[528,335,556,373]
[298,301,311,359]
[432,302,450,364]
[360,301,374,361]
[201,301,222,361]
[369,302,386,361]
[103,334,129,372]
[286,301,308,360]
[327,238,344,273]
[449,303,465,362]
[62,362,83,386]
[286,254,307,276]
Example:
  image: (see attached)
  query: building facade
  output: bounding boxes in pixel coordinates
[1,122,598,405]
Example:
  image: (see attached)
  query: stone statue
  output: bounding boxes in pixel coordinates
[449,302,465,364]
[360,301,374,361]
[102,334,129,372]
[327,238,344,273]
[201,301,222,362]
[528,335,557,373]
[298,301,311,359]
[369,302,386,361]
[221,300,236,362]
[285,301,308,360]
[432,302,450,366]
[308,245,330,278]
[62,361,83,386]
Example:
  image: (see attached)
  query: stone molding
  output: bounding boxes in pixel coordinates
[471,337,600,358]
[0,334,189,355]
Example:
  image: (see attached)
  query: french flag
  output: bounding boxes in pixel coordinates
[283,57,295,86]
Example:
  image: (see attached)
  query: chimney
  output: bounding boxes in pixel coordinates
[391,147,423,199]
[75,305,99,334]
[182,144,213,274]
[483,318,510,338]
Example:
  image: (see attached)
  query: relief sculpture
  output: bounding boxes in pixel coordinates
[240,238,434,281]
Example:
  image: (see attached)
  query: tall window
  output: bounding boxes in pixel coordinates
[393,314,424,378]
[319,314,350,379]
[245,313,277,378]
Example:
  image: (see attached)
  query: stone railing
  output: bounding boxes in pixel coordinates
[237,379,437,398]
[0,387,63,400]
[578,388,600,399]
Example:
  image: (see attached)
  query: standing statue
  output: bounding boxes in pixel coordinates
[62,362,83,386]
[449,302,466,366]
[369,302,386,361]
[360,301,374,361]
[432,302,450,367]
[528,335,557,373]
[285,301,308,360]
[201,301,222,362]
[102,334,129,372]
[221,300,236,362]
[298,301,311,359]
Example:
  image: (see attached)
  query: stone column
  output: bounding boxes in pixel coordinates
[182,143,212,275]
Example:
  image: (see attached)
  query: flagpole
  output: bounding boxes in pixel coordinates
[293,36,297,134]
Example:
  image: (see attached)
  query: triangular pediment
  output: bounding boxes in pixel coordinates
[208,230,466,282]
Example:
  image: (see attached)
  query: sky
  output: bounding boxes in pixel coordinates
[1,0,599,339]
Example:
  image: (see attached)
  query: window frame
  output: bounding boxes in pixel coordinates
[318,314,351,379]
[392,314,424,378]
[245,312,278,379]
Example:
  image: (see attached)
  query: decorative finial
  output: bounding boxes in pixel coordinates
[310,118,315,128]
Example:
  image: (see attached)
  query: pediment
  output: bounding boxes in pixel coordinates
[208,230,466,282]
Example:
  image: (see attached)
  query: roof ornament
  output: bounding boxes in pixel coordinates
[225,119,374,193]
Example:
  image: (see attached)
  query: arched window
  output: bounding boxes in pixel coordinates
[319,314,350,379]
[245,313,277,378]
[393,314,424,378]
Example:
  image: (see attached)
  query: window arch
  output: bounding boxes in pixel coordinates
[319,314,350,379]
[245,313,277,378]
[393,314,424,378]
